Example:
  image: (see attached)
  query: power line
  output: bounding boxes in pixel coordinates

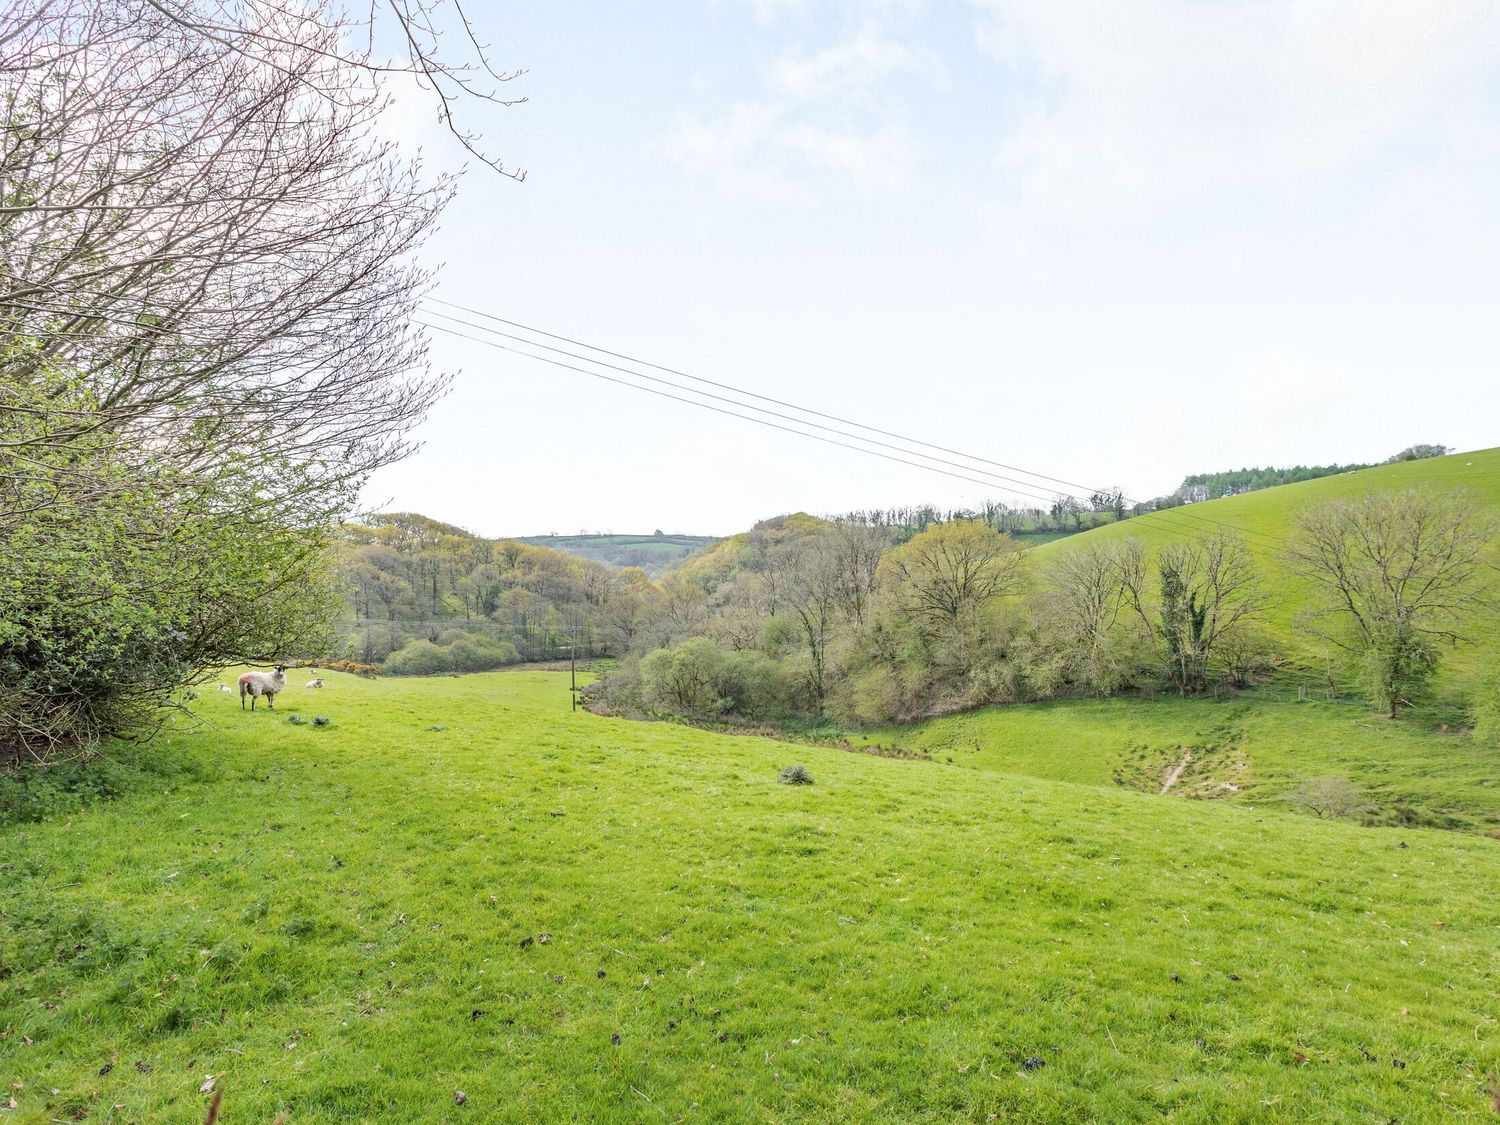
[418,319,1284,548]
[416,321,1068,506]
[419,306,1125,514]
[422,295,1285,546]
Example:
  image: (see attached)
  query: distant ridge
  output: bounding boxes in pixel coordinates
[516,532,718,576]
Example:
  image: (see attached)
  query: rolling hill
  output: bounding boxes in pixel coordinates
[516,533,719,576]
[846,447,1500,832]
[1032,445,1500,691]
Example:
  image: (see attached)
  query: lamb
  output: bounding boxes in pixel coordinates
[305,677,324,689]
[239,665,288,710]
[217,683,232,693]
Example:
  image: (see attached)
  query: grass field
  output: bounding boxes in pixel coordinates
[4,669,1500,1122]
[849,694,1500,833]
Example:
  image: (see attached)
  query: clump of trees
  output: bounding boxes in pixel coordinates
[337,513,634,672]
[1386,444,1452,463]
[596,514,1276,726]
[594,486,1495,729]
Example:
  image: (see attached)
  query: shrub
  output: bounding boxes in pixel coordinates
[316,659,380,679]
[447,634,520,673]
[637,639,793,720]
[1287,777,1372,820]
[383,640,455,676]
[778,764,814,785]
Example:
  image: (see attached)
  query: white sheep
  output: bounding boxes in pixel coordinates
[239,665,287,710]
[217,683,232,693]
[305,677,324,689]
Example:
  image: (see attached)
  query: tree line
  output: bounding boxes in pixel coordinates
[594,490,1495,728]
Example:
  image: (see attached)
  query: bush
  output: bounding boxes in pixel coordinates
[347,623,408,664]
[311,659,380,679]
[778,764,814,785]
[1287,777,1372,820]
[637,638,793,720]
[447,634,520,673]
[383,640,455,676]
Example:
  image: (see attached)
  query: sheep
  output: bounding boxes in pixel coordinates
[305,677,324,689]
[239,665,287,710]
[217,683,232,693]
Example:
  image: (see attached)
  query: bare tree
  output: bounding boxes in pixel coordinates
[880,519,1027,660]
[780,536,844,704]
[0,0,522,760]
[827,521,890,627]
[1032,539,1149,695]
[1286,490,1496,717]
[1122,531,1266,693]
[1287,777,1371,820]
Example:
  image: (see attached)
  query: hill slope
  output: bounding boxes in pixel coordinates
[1034,446,1500,690]
[4,669,1500,1121]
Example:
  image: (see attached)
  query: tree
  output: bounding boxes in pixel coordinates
[1121,532,1265,694]
[1,1,521,759]
[1287,490,1496,717]
[1287,777,1371,820]
[779,535,844,705]
[1030,540,1149,695]
[1386,444,1452,463]
[880,520,1027,660]
[827,522,890,627]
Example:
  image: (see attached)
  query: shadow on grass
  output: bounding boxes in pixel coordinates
[0,741,205,826]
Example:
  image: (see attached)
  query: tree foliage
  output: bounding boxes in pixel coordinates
[1,0,518,761]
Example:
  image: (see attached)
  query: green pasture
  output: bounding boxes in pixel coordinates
[3,670,1499,1121]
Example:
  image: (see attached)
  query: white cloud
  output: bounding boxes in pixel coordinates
[970,0,1500,231]
[660,102,918,204]
[662,19,943,204]
[769,25,947,101]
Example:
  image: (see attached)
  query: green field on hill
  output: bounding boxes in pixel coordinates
[850,694,1500,833]
[4,670,1499,1122]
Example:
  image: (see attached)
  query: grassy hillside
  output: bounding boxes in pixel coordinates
[1035,446,1500,690]
[850,694,1500,832]
[4,670,1500,1121]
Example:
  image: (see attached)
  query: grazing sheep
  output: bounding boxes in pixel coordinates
[217,683,232,693]
[305,677,324,689]
[239,665,287,710]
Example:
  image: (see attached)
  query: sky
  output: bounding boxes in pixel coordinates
[363,0,1500,538]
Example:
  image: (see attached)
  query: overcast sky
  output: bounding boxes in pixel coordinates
[363,1,1500,538]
